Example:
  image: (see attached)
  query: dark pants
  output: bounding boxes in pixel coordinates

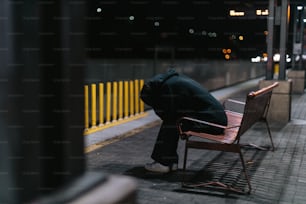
[151,119,224,166]
[151,121,179,166]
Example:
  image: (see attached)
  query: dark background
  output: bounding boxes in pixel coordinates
[86,0,270,59]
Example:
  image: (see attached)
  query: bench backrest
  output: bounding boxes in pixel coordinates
[236,82,279,139]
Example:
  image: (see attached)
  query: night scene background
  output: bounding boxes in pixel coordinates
[86,0,271,59]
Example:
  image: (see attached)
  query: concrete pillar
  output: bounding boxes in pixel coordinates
[267,0,276,80]
[259,80,292,124]
[287,70,305,93]
[267,0,290,80]
[279,0,290,80]
[288,3,305,94]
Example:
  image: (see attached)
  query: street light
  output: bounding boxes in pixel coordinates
[297,6,303,11]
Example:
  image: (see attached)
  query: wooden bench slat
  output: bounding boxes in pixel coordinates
[184,127,239,144]
[183,111,243,144]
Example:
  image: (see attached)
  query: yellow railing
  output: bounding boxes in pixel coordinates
[84,79,147,135]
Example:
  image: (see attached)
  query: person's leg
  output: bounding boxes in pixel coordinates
[150,121,179,166]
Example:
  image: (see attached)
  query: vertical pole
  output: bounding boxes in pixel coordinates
[130,81,134,116]
[112,81,118,122]
[118,81,123,120]
[84,85,89,129]
[106,82,111,123]
[124,81,129,118]
[279,0,289,80]
[292,5,298,69]
[298,6,305,69]
[134,79,139,115]
[267,0,275,80]
[91,84,97,127]
[140,79,145,113]
[99,83,104,125]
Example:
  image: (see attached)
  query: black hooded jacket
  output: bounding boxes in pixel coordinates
[140,70,227,128]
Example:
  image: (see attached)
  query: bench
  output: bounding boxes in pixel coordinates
[176,82,279,194]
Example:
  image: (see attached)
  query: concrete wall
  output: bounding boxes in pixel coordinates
[86,59,266,91]
[259,80,292,124]
[287,70,305,94]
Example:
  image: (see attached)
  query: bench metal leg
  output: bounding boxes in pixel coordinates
[182,139,188,187]
[265,120,275,151]
[181,142,252,194]
[183,139,188,171]
[239,150,252,194]
[240,120,275,151]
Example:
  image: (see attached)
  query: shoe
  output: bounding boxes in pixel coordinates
[144,161,178,173]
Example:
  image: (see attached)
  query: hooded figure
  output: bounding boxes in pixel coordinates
[140,69,227,173]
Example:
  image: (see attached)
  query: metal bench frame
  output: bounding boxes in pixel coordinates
[177,82,279,194]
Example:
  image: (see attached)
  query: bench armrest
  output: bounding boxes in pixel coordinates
[177,116,240,135]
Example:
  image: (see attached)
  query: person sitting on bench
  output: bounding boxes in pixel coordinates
[140,69,227,173]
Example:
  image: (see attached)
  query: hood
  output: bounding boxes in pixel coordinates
[140,69,178,106]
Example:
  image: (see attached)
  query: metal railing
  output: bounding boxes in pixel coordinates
[84,79,147,135]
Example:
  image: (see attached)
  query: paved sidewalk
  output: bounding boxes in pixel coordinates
[86,80,306,204]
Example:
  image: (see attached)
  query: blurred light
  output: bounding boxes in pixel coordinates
[129,16,135,21]
[297,6,303,11]
[189,28,194,34]
[272,53,291,62]
[264,31,268,36]
[251,56,261,63]
[250,54,268,63]
[256,9,269,16]
[304,19,306,23]
[295,55,300,62]
[225,54,230,60]
[230,34,236,40]
[286,55,291,63]
[273,53,280,62]
[263,9,269,15]
[302,54,306,60]
[222,48,231,54]
[287,5,290,23]
[154,21,160,27]
[238,35,244,41]
[229,10,245,16]
[97,8,102,13]
[208,32,217,37]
